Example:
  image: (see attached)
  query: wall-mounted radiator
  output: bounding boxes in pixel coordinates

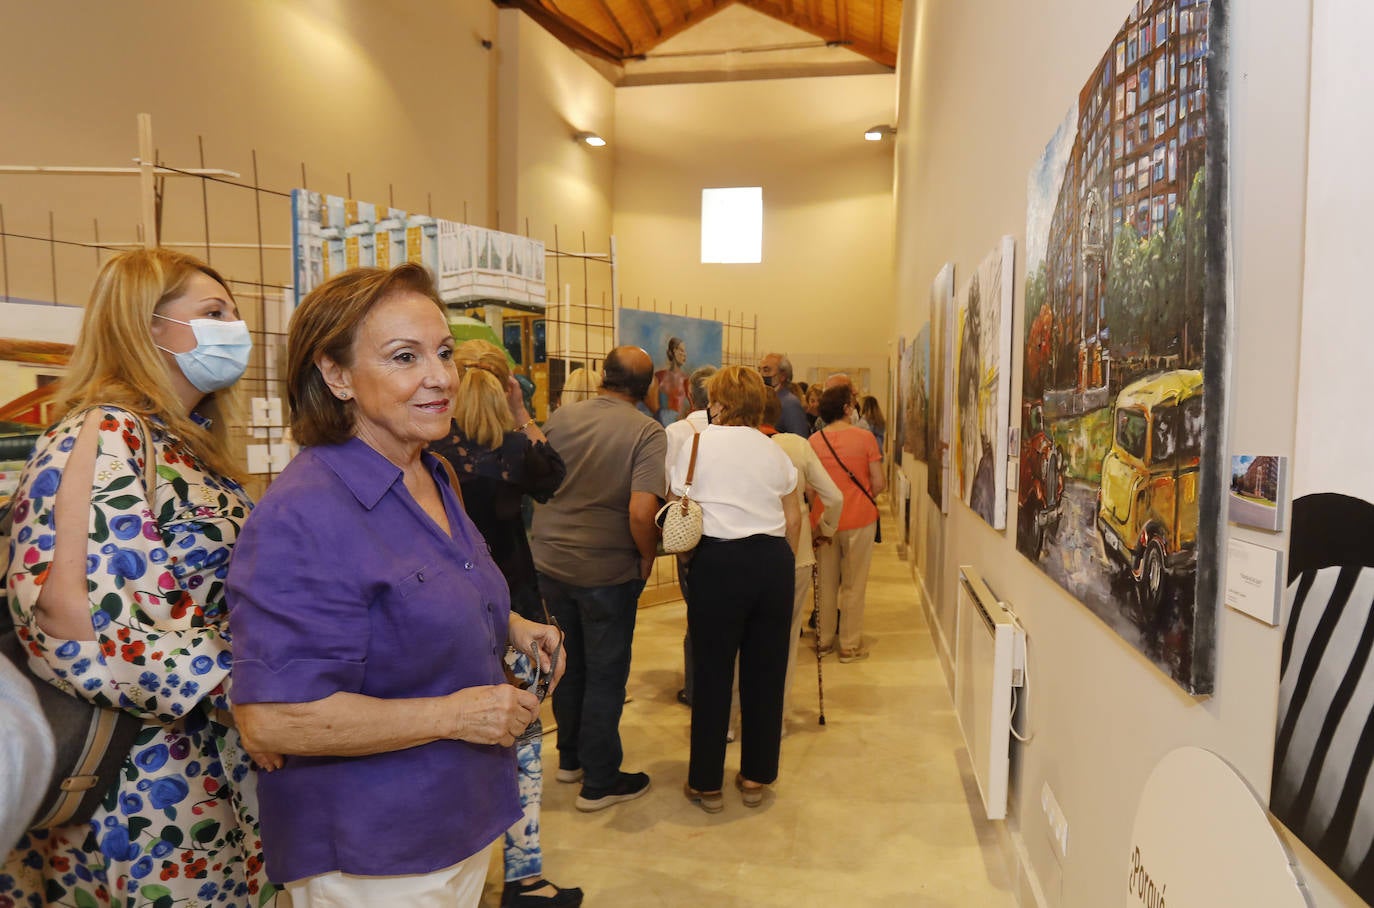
[954,565,1025,820]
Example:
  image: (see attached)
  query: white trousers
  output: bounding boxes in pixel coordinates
[284,841,496,908]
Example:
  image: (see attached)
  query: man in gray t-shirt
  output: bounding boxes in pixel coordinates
[531,345,665,811]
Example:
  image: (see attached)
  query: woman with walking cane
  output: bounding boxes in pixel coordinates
[762,390,841,729]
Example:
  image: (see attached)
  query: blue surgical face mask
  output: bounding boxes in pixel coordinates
[153,313,252,393]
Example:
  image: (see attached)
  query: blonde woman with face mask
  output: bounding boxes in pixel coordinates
[2,248,279,908]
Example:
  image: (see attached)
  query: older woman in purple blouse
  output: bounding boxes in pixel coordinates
[227,263,564,907]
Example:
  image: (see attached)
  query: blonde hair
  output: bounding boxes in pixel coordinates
[708,365,767,428]
[452,339,514,449]
[560,367,602,407]
[288,263,443,447]
[56,248,245,481]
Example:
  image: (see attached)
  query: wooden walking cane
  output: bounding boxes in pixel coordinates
[811,562,826,726]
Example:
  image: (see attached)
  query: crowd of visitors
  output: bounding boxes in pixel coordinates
[0,258,889,907]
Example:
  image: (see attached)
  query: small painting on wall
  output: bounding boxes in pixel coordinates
[902,329,929,462]
[1228,455,1285,532]
[928,264,955,514]
[893,336,907,464]
[952,238,1014,530]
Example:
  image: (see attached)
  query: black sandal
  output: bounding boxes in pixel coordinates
[500,878,585,908]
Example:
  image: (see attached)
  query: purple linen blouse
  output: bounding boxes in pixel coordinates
[226,437,519,883]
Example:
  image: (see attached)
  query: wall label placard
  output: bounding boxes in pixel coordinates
[1224,537,1283,625]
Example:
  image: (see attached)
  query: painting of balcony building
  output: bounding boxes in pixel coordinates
[1019,0,1228,695]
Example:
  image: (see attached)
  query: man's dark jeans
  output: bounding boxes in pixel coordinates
[536,572,646,792]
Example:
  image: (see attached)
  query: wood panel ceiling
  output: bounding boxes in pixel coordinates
[495,0,900,69]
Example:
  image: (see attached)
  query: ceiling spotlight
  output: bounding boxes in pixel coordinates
[864,124,897,141]
[574,131,606,147]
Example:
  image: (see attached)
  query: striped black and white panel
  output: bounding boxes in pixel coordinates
[1272,492,1374,902]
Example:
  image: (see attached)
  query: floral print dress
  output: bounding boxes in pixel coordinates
[1,408,277,908]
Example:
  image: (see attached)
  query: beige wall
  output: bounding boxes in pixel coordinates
[613,74,896,395]
[0,0,504,309]
[496,10,616,356]
[894,0,1361,904]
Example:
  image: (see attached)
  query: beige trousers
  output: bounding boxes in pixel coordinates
[284,841,495,908]
[815,522,877,653]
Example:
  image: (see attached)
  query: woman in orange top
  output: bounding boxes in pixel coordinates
[809,384,886,662]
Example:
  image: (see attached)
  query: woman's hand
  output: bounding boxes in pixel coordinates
[506,375,529,423]
[248,749,284,772]
[508,614,567,696]
[450,684,540,747]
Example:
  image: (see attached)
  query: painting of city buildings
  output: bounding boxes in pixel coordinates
[953,239,1014,531]
[1229,454,1284,532]
[1019,0,1225,694]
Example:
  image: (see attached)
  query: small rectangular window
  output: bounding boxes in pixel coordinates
[701,187,762,264]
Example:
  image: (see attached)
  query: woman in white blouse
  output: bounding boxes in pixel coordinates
[670,366,800,812]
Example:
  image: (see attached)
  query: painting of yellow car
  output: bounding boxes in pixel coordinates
[1097,370,1203,615]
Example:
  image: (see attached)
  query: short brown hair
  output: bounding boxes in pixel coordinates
[818,385,852,424]
[708,365,767,428]
[288,263,445,447]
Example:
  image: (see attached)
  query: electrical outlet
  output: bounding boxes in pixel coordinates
[1041,781,1070,858]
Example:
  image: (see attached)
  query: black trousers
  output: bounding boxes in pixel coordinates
[687,534,794,792]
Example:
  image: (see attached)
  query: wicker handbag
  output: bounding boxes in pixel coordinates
[657,432,704,554]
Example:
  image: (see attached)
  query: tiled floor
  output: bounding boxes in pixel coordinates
[484,538,1020,906]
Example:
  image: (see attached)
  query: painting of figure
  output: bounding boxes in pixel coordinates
[927,264,954,513]
[902,329,929,462]
[1017,0,1227,695]
[617,309,723,427]
[893,336,907,463]
[953,239,1014,530]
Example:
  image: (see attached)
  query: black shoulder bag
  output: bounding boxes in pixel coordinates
[817,427,882,544]
[0,416,153,829]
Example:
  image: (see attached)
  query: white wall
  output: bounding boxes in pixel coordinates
[892,0,1357,904]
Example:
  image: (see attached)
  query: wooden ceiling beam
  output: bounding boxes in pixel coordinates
[663,0,688,26]
[494,0,627,61]
[630,0,664,36]
[744,2,895,67]
[837,0,848,41]
[875,0,884,47]
[643,0,737,52]
[591,0,638,54]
